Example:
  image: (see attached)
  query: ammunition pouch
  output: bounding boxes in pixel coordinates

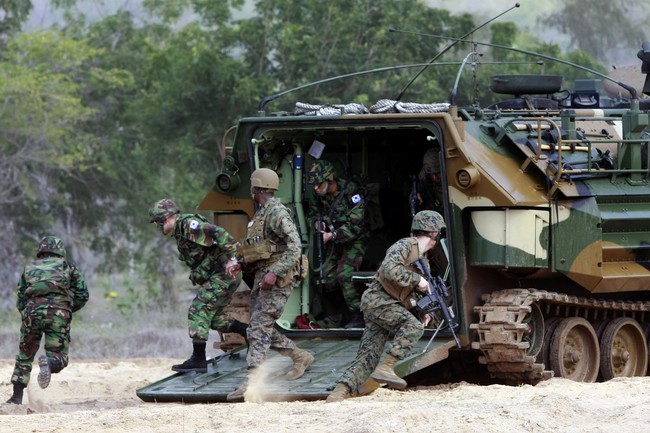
[237,239,286,264]
[275,254,309,288]
[299,254,309,280]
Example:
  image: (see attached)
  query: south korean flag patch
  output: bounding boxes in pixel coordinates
[189,219,200,231]
[351,194,362,205]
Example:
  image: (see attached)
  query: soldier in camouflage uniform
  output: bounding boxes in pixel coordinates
[326,210,446,403]
[6,236,89,405]
[149,198,243,373]
[225,168,315,402]
[306,159,369,328]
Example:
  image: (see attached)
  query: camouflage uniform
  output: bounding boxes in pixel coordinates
[307,161,369,313]
[244,196,302,368]
[11,237,88,387]
[336,237,426,393]
[418,148,444,214]
[173,213,241,341]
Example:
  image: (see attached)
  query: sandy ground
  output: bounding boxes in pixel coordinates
[1,358,650,433]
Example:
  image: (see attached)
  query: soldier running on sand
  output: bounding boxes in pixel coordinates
[6,236,89,405]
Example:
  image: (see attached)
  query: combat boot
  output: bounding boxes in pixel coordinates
[369,353,407,390]
[325,382,352,403]
[37,355,51,389]
[343,309,365,329]
[228,320,249,346]
[283,347,315,380]
[172,341,208,373]
[6,383,25,405]
[49,358,63,374]
[226,368,254,402]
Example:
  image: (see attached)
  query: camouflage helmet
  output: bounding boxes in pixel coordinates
[422,148,440,175]
[149,199,180,223]
[37,236,66,258]
[411,210,445,232]
[250,168,279,191]
[306,160,336,185]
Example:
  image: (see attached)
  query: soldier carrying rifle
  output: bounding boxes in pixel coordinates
[326,210,447,402]
[306,160,369,329]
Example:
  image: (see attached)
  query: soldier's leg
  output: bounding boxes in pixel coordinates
[321,248,339,288]
[316,249,346,326]
[38,309,71,389]
[207,272,242,333]
[376,305,424,359]
[246,275,295,368]
[172,280,227,373]
[10,310,44,388]
[337,240,366,328]
[366,303,421,389]
[336,315,388,393]
[188,276,235,341]
[336,242,366,310]
[42,309,71,371]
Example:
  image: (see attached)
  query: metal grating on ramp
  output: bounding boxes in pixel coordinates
[136,336,454,403]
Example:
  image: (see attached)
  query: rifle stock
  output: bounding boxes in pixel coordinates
[414,256,460,348]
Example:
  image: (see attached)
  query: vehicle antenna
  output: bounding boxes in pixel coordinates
[258,62,485,112]
[391,2,520,102]
[389,29,639,100]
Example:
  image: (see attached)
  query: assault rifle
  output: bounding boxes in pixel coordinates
[413,256,460,348]
[314,198,325,287]
[408,175,418,218]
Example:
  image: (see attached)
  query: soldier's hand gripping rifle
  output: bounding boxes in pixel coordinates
[413,256,460,348]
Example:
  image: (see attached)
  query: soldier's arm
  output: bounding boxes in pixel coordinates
[267,206,301,278]
[69,264,89,312]
[382,240,421,290]
[332,197,366,243]
[184,218,238,256]
[211,225,239,256]
[190,223,239,282]
[16,272,27,312]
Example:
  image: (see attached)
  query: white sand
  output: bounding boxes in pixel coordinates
[1,358,650,433]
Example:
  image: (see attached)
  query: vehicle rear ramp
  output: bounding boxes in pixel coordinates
[136,335,456,403]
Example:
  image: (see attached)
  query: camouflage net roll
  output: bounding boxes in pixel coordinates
[369,99,450,113]
[294,102,369,115]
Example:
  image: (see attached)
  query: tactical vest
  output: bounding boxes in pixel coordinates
[376,238,421,309]
[238,202,286,266]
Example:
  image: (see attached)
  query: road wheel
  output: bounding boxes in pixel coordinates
[524,303,544,358]
[536,317,562,368]
[549,317,599,382]
[600,317,648,380]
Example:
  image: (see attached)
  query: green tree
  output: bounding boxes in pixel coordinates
[0,30,128,307]
[236,0,475,111]
[60,7,258,308]
[0,0,33,36]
